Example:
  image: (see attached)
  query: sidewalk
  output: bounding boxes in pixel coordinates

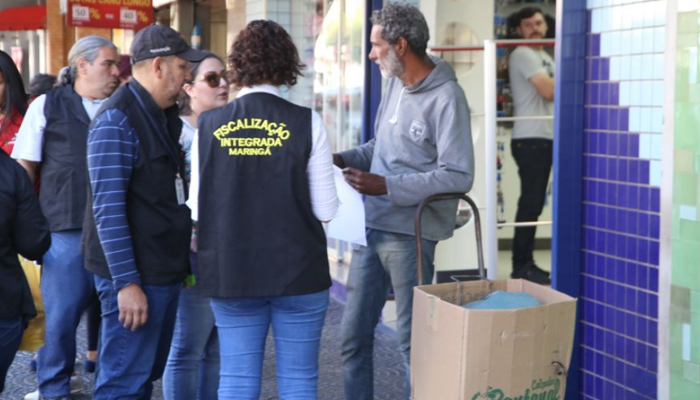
[1,297,405,400]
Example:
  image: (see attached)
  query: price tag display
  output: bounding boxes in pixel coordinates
[120,8,137,25]
[72,5,90,22]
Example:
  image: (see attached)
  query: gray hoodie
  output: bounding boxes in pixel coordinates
[339,57,474,241]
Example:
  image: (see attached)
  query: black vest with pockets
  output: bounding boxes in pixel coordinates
[41,85,90,232]
[196,93,330,297]
[82,82,191,286]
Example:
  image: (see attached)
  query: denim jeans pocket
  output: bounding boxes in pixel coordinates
[0,317,22,347]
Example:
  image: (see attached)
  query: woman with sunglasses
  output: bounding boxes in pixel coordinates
[0,50,28,155]
[188,20,338,399]
[162,51,228,400]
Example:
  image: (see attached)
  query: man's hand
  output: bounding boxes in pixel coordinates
[333,154,346,168]
[117,284,148,331]
[343,167,387,196]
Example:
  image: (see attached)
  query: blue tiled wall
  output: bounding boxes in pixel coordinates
[580,1,664,399]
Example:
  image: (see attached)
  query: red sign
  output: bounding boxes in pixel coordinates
[67,0,153,31]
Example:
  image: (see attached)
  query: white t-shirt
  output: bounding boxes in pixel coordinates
[11,93,107,162]
[508,46,555,140]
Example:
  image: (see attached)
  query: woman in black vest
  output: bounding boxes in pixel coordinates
[190,20,338,399]
[162,51,228,400]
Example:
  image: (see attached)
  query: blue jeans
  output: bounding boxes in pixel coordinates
[38,230,94,398]
[341,229,437,400]
[211,290,329,400]
[0,317,23,394]
[162,287,219,400]
[93,275,181,400]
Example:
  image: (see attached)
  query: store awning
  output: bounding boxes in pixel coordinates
[0,5,46,31]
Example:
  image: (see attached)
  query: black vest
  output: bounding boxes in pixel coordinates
[196,93,330,297]
[40,85,90,232]
[82,81,191,286]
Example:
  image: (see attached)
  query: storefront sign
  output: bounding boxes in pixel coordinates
[67,0,153,30]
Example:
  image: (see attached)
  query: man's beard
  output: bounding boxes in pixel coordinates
[377,48,404,79]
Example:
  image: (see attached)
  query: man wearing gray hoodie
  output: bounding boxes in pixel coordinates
[335,4,475,399]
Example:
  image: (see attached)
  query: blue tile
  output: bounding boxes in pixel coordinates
[626,313,636,337]
[599,107,609,130]
[640,161,650,185]
[598,157,607,180]
[649,240,659,266]
[650,294,658,319]
[639,213,649,237]
[638,291,648,315]
[627,186,639,209]
[619,108,630,132]
[600,57,609,80]
[596,206,607,229]
[616,233,626,258]
[610,82,619,105]
[599,132,608,152]
[609,131,618,155]
[626,236,637,260]
[651,188,660,211]
[591,107,599,129]
[629,134,638,156]
[650,214,660,239]
[619,134,629,156]
[638,317,648,342]
[592,34,600,57]
[609,109,620,131]
[589,59,598,81]
[640,187,650,210]
[626,287,637,312]
[649,320,658,345]
[625,336,636,362]
[600,83,610,106]
[638,264,649,289]
[648,346,658,372]
[618,160,629,183]
[649,267,659,291]
[588,83,598,106]
[629,160,639,183]
[615,334,625,359]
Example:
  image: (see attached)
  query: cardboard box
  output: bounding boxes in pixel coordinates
[411,279,577,400]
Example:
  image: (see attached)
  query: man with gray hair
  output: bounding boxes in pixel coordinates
[12,35,120,400]
[334,3,474,399]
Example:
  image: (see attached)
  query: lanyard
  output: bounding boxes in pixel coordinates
[128,84,182,175]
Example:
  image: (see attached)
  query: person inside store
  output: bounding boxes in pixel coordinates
[188,19,338,400]
[333,3,475,399]
[28,74,56,103]
[507,6,555,285]
[0,50,28,155]
[0,151,50,396]
[162,51,228,400]
[12,36,120,400]
[81,25,205,400]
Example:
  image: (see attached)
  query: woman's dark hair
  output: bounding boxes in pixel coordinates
[0,50,28,132]
[178,52,225,116]
[227,20,305,89]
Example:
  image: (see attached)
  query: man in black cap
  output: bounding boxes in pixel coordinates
[82,25,205,399]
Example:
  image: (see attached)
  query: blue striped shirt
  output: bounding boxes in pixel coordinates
[87,109,141,290]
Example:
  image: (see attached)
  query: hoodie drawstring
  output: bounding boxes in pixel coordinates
[388,86,406,125]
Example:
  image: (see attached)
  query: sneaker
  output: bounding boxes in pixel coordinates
[511,264,551,285]
[24,376,84,400]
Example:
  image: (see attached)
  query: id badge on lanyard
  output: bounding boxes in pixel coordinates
[175,173,186,205]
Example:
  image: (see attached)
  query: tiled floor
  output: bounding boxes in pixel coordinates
[1,298,405,400]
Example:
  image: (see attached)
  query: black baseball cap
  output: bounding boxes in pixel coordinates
[131,25,207,63]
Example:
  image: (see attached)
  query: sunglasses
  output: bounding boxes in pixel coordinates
[191,71,229,88]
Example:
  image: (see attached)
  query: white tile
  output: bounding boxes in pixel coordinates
[642,28,654,53]
[641,81,653,105]
[603,7,612,31]
[630,55,642,80]
[652,81,664,106]
[610,57,621,81]
[652,107,663,133]
[653,27,666,53]
[654,0,666,26]
[652,53,665,79]
[650,160,662,186]
[680,206,698,221]
[602,0,611,6]
[651,134,662,159]
[643,1,656,27]
[620,80,631,105]
[622,5,633,30]
[588,0,601,8]
[641,54,653,79]
[611,31,622,56]
[631,6,644,29]
[611,6,623,30]
[683,323,692,361]
[631,29,643,54]
[629,107,641,131]
[640,106,652,131]
[592,9,601,33]
[639,132,651,158]
[620,56,631,80]
[630,82,641,106]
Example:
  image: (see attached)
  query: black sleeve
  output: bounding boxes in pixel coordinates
[13,164,50,260]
